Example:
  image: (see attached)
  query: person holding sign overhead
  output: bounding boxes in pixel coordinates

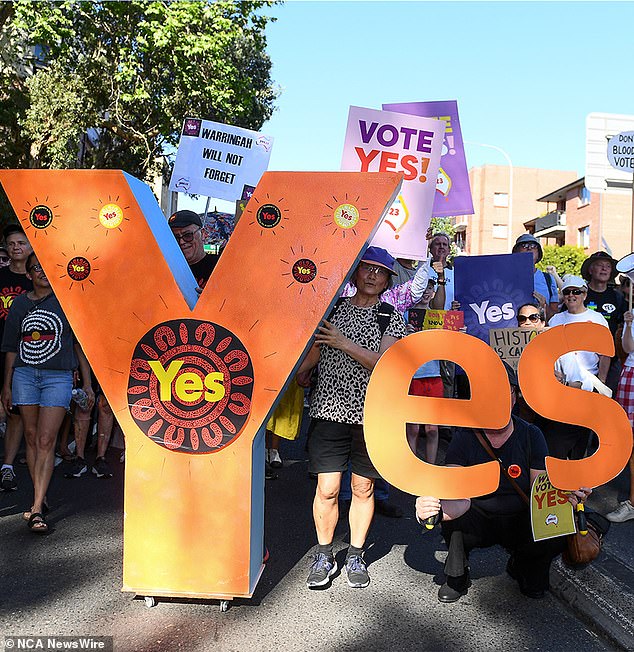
[168,209,220,290]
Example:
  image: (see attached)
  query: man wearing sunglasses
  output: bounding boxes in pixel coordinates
[0,224,33,492]
[0,246,10,268]
[168,210,220,290]
[512,234,559,321]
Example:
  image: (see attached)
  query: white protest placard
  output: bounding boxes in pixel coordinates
[341,106,445,259]
[169,117,273,201]
[607,131,634,173]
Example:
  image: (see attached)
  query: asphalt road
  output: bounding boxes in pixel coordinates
[0,431,615,652]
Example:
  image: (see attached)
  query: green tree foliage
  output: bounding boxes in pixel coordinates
[1,0,279,180]
[429,216,456,240]
[537,244,588,277]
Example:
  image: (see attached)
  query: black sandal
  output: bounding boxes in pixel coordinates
[27,512,48,534]
[23,499,49,522]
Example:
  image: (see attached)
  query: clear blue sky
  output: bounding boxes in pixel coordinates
[261,0,634,176]
[181,0,634,213]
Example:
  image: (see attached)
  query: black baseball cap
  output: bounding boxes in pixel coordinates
[168,210,202,229]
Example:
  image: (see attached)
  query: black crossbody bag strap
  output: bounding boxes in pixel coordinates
[474,429,530,506]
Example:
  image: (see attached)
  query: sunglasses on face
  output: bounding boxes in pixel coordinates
[359,262,389,277]
[563,288,585,296]
[28,263,43,273]
[517,313,542,324]
[0,256,9,263]
[518,243,538,250]
[173,228,201,243]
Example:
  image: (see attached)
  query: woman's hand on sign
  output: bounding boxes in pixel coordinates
[415,495,441,522]
[624,311,633,325]
[567,486,592,507]
[450,300,461,311]
[315,320,348,351]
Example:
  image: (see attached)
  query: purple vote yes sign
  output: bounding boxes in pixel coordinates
[382,100,474,218]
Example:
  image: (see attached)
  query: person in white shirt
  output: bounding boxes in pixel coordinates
[546,275,611,459]
[548,275,610,384]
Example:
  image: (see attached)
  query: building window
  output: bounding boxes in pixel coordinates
[492,224,508,239]
[578,225,590,249]
[578,186,591,207]
[493,192,509,208]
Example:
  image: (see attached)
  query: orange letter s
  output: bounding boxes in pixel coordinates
[364,330,510,499]
[518,322,632,490]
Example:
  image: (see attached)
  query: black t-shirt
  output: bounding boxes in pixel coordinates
[190,253,220,289]
[1,293,78,370]
[445,417,547,515]
[0,267,33,341]
[585,286,625,336]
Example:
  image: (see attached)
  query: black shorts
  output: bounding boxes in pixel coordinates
[307,418,379,479]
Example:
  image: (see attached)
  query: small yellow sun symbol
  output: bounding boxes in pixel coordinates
[98,203,124,229]
[91,196,130,233]
[333,203,360,229]
[323,194,369,238]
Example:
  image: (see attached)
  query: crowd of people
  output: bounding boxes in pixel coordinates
[293,231,632,600]
[0,213,632,604]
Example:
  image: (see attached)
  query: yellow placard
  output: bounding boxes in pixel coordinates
[530,472,576,541]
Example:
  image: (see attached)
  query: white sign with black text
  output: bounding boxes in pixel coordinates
[169,117,274,201]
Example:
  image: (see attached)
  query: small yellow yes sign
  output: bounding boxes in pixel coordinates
[147,360,225,402]
[530,472,576,542]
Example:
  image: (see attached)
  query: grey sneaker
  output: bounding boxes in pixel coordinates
[92,457,113,479]
[306,553,337,588]
[345,554,370,588]
[0,466,17,491]
[65,457,88,478]
[606,500,634,523]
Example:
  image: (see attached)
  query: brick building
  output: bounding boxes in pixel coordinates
[524,177,633,260]
[454,165,577,255]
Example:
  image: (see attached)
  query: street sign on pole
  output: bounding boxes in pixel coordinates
[585,113,634,194]
[607,131,634,173]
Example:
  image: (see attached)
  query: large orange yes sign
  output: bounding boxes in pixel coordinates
[365,324,632,496]
[0,169,402,601]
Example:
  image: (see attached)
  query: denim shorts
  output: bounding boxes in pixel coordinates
[12,367,74,409]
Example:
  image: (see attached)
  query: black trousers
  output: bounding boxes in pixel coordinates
[441,505,566,592]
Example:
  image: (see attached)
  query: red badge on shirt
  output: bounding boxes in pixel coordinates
[508,464,522,479]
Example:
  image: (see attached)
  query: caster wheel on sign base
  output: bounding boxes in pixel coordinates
[144,596,156,608]
[219,600,230,613]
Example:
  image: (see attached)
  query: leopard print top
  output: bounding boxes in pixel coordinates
[309,298,406,424]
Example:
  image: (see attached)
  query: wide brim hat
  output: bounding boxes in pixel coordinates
[580,251,618,282]
[512,233,543,263]
[360,246,397,275]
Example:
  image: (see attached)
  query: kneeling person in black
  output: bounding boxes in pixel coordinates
[416,367,592,602]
